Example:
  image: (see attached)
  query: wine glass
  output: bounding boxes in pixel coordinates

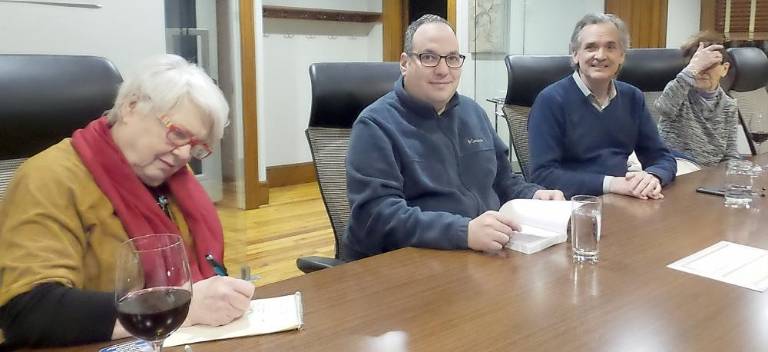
[115,234,192,352]
[749,113,768,168]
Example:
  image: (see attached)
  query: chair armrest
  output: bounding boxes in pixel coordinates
[296,256,346,274]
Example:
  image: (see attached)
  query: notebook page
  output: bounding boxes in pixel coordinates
[164,292,303,347]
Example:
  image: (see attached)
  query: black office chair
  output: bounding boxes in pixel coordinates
[0,55,123,200]
[503,55,572,180]
[618,48,688,121]
[296,62,401,274]
[726,47,768,155]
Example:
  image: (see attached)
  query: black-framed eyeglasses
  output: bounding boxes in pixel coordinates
[408,52,466,68]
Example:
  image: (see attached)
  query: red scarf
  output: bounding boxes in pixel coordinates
[71,117,222,282]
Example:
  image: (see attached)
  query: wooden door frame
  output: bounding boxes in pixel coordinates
[447,0,456,30]
[239,0,268,209]
[383,0,406,61]
[383,0,457,61]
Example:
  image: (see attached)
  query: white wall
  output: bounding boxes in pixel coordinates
[521,0,604,55]
[461,0,604,99]
[0,1,165,78]
[261,1,382,167]
[666,0,701,48]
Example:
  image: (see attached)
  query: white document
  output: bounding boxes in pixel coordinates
[164,292,304,347]
[668,241,768,292]
[498,199,574,254]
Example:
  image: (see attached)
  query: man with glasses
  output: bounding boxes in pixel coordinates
[342,14,564,261]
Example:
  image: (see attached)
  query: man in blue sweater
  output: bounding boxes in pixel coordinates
[528,13,676,199]
[342,14,564,261]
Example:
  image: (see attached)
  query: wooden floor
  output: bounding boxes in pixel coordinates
[217,182,335,286]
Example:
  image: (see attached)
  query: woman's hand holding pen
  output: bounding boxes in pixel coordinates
[184,276,255,327]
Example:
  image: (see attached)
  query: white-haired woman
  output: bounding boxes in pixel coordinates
[0,54,254,348]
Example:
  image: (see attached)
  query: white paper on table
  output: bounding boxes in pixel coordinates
[667,241,768,292]
[164,292,304,347]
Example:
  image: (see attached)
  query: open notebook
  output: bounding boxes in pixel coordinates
[164,292,303,347]
[499,199,574,254]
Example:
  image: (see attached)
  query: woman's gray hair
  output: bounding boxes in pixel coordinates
[106,54,229,142]
[404,14,451,53]
[569,13,630,54]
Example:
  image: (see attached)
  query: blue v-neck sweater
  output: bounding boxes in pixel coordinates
[343,77,542,260]
[528,76,676,197]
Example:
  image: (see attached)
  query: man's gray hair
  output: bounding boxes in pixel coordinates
[106,54,229,142]
[404,14,452,53]
[569,13,630,54]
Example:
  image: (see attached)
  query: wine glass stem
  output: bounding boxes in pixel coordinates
[151,340,164,352]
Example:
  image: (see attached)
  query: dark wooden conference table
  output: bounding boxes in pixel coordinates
[44,160,768,351]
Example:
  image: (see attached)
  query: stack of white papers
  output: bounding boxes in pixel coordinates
[499,199,574,254]
[667,241,768,292]
[164,292,304,347]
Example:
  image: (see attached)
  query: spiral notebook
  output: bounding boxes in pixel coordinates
[163,292,304,347]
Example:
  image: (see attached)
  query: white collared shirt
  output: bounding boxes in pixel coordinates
[571,71,618,193]
[571,71,617,112]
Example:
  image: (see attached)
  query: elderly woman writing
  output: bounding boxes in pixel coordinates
[0,55,254,348]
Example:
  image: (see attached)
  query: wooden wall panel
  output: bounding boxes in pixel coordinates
[701,0,717,31]
[383,0,406,61]
[605,0,668,48]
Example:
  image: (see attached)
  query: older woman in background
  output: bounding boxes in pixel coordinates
[655,30,739,167]
[0,54,254,349]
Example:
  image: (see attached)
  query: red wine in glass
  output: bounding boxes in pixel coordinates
[115,234,192,352]
[117,287,191,341]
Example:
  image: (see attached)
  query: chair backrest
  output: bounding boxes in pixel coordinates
[307,62,401,259]
[503,55,572,179]
[726,47,768,155]
[0,55,122,200]
[619,48,688,121]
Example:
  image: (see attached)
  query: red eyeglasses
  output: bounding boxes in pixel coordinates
[158,115,212,160]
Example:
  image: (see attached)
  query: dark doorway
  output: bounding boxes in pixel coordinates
[409,0,447,23]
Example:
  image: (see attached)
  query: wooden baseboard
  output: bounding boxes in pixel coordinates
[256,181,269,205]
[267,162,317,187]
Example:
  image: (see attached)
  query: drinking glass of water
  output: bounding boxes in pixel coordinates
[724,160,756,208]
[571,195,602,263]
[749,112,768,168]
[749,113,768,162]
[115,234,192,352]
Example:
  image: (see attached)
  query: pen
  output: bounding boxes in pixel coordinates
[205,253,228,276]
